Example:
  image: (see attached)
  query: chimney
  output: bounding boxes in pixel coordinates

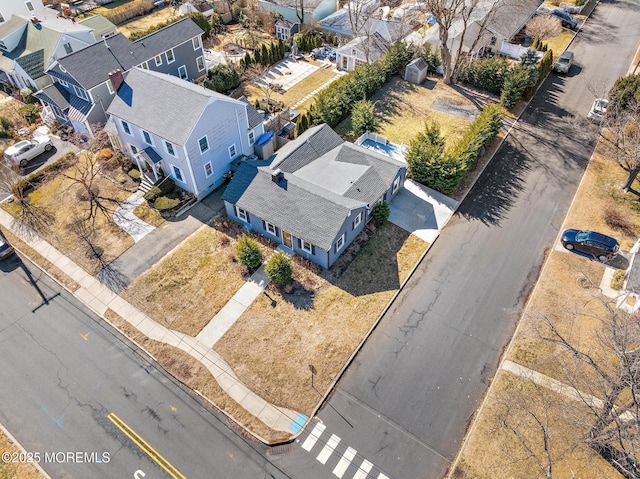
[271,168,284,183]
[108,69,124,92]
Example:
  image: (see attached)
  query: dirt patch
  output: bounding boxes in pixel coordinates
[215,223,428,414]
[431,98,481,120]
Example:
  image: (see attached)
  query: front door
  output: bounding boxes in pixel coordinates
[282,230,293,248]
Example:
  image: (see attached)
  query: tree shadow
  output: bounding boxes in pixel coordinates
[272,280,316,310]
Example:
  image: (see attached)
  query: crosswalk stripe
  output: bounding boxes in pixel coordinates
[302,422,326,452]
[352,459,373,479]
[378,473,390,479]
[317,434,341,464]
[332,446,357,478]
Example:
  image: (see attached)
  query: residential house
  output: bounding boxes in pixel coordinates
[258,0,337,25]
[76,15,118,40]
[275,18,299,41]
[106,67,265,200]
[320,3,410,71]
[34,18,205,135]
[222,124,406,268]
[0,7,106,90]
[177,0,216,18]
[404,57,428,84]
[419,0,542,62]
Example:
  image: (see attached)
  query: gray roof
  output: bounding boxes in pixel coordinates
[107,67,242,146]
[319,8,407,41]
[223,124,406,251]
[54,18,203,89]
[76,14,116,39]
[239,96,264,129]
[0,16,28,39]
[407,57,428,71]
[35,82,71,109]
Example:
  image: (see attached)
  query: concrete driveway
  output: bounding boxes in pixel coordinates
[389,179,458,243]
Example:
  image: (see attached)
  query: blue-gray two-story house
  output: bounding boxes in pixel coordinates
[222,124,406,269]
[34,17,205,136]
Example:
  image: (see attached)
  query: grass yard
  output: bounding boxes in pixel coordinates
[334,76,494,145]
[240,66,339,112]
[544,30,575,59]
[215,223,429,414]
[455,138,637,477]
[0,429,45,479]
[121,225,247,336]
[117,6,178,38]
[2,155,135,275]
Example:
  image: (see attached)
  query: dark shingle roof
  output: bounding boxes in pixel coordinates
[239,96,264,129]
[35,82,71,109]
[107,68,241,146]
[224,124,406,251]
[16,49,45,79]
[55,18,203,89]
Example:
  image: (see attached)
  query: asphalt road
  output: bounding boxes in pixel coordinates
[285,2,640,479]
[0,252,288,479]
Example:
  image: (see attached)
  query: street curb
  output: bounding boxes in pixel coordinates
[444,1,604,476]
[0,422,53,479]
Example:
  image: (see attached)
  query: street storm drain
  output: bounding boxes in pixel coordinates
[266,443,291,456]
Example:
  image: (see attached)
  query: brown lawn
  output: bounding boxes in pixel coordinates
[115,6,178,38]
[0,429,46,479]
[215,223,429,414]
[121,224,247,336]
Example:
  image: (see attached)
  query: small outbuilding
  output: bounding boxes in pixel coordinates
[404,57,428,85]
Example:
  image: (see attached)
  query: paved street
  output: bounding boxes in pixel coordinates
[282,2,640,478]
[0,253,289,479]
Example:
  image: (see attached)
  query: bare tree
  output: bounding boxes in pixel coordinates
[600,100,640,193]
[293,0,305,25]
[525,15,562,41]
[420,0,505,84]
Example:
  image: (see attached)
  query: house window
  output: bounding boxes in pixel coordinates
[129,144,138,155]
[352,211,362,230]
[192,36,201,50]
[121,120,131,135]
[228,144,236,158]
[204,162,213,177]
[106,80,114,94]
[142,130,152,145]
[165,141,175,157]
[172,165,184,182]
[235,206,248,222]
[140,62,149,70]
[73,86,89,101]
[392,175,400,194]
[264,221,278,236]
[166,49,175,64]
[58,78,68,87]
[178,65,187,80]
[25,1,34,12]
[196,56,205,72]
[198,136,209,153]
[335,233,345,253]
[63,43,73,55]
[299,239,314,254]
[248,131,254,145]
[154,55,162,66]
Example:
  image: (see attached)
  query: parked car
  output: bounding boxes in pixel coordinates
[3,135,53,167]
[551,9,578,29]
[561,229,620,262]
[588,98,609,123]
[0,236,14,260]
[554,50,574,73]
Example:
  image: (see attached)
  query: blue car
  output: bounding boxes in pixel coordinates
[561,229,619,262]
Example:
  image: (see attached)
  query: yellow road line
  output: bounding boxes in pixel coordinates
[107,412,186,479]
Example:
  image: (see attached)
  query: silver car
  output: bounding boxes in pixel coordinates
[4,135,53,167]
[0,237,14,260]
[588,98,608,123]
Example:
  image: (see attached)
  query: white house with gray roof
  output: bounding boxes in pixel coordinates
[222,124,406,268]
[34,18,204,136]
[107,68,264,200]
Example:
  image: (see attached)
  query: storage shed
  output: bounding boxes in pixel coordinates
[404,57,428,85]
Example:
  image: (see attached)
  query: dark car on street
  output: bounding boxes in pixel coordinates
[0,236,14,260]
[561,229,619,262]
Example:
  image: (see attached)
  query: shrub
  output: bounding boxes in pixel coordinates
[406,122,447,184]
[611,270,626,290]
[143,186,162,201]
[372,201,390,226]
[128,168,141,180]
[264,251,293,285]
[351,99,378,135]
[236,234,262,270]
[116,174,127,185]
[154,196,180,211]
[608,73,640,114]
[458,57,511,94]
[500,66,531,108]
[205,64,241,94]
[421,44,442,73]
[20,104,39,124]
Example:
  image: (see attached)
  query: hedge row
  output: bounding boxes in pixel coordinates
[14,152,77,196]
[311,42,413,128]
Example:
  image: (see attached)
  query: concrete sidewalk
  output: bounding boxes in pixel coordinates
[113,191,155,242]
[0,207,305,438]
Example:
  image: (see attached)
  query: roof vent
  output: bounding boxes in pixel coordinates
[272,168,284,183]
